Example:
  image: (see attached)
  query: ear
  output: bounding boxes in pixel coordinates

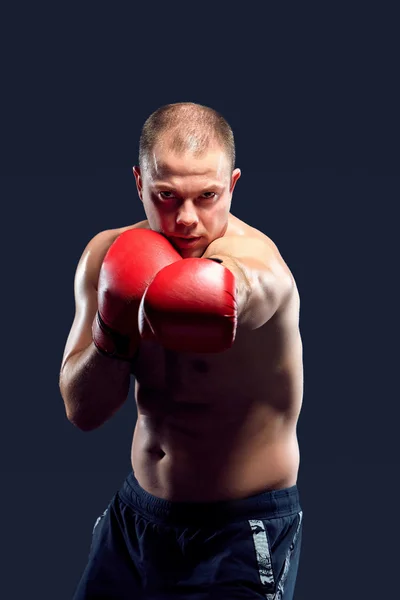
[132,166,143,200]
[230,168,241,194]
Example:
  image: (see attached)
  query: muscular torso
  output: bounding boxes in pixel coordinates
[124,214,304,502]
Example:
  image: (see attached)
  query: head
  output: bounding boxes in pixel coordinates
[133,102,241,257]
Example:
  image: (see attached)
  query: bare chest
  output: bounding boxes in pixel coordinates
[131,321,302,416]
[135,329,252,400]
[130,323,303,499]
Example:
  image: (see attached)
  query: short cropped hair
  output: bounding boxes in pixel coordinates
[139,102,235,172]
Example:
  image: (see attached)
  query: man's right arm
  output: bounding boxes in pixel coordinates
[59,229,132,431]
[59,226,183,431]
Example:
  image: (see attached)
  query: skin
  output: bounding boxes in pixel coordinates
[133,138,241,259]
[60,138,304,502]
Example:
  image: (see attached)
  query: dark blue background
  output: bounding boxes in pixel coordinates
[1,3,398,598]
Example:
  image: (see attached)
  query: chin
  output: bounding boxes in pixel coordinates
[179,248,204,259]
[184,243,208,257]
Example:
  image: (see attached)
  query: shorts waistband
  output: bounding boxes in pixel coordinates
[118,471,301,526]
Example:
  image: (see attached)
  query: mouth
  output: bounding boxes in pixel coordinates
[170,236,201,248]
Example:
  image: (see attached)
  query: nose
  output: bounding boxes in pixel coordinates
[176,201,199,227]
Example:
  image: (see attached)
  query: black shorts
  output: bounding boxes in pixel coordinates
[73,471,303,599]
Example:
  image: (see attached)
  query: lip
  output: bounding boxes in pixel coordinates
[171,236,201,247]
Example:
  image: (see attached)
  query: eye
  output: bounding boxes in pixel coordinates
[200,192,216,199]
[159,191,176,199]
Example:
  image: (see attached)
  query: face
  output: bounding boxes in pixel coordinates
[133,141,241,257]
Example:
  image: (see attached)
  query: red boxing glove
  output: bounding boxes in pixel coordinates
[139,258,237,353]
[93,229,182,360]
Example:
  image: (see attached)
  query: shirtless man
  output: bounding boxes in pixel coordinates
[60,103,304,599]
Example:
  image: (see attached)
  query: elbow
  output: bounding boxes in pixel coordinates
[66,408,104,432]
[59,370,99,432]
[60,389,98,432]
[69,417,100,432]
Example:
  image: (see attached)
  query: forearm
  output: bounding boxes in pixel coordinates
[59,343,131,431]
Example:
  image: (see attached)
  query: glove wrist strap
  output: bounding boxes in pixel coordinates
[92,312,133,362]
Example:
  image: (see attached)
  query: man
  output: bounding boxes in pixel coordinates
[60,102,304,599]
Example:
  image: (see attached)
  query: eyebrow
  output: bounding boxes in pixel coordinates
[153,181,225,191]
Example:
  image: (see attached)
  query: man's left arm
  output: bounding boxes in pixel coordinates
[138,234,294,354]
[203,235,294,329]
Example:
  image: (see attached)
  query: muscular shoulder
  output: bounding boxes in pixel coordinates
[205,221,296,327]
[206,226,292,283]
[222,214,285,260]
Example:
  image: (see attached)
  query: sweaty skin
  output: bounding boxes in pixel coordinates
[61,139,303,502]
[80,214,303,502]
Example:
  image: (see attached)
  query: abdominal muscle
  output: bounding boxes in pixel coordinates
[130,394,300,502]
[130,300,303,502]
